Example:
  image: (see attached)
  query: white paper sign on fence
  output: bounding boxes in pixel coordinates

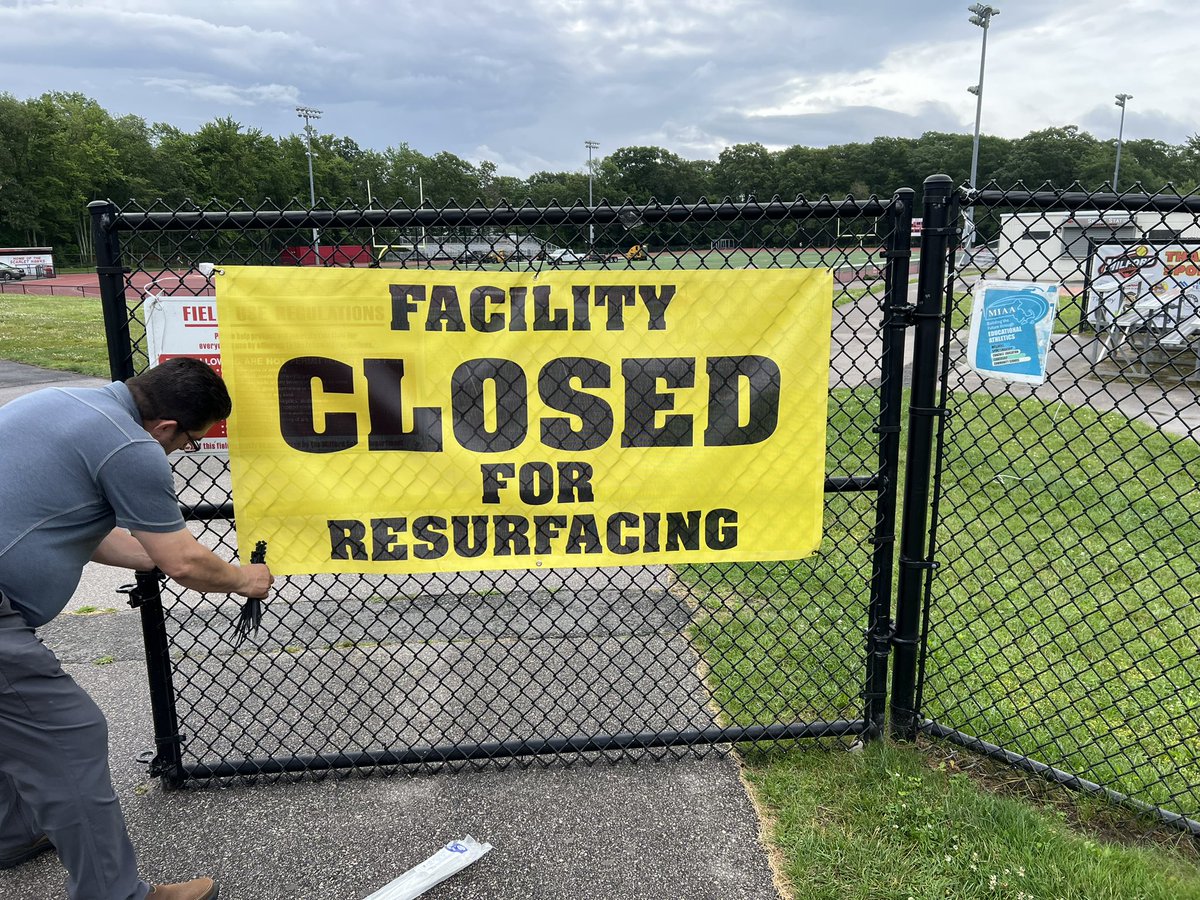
[144,293,228,454]
[966,280,1060,385]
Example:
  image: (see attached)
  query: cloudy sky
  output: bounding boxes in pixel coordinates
[4,0,1196,176]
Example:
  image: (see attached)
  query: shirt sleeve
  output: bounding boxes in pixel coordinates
[96,442,187,533]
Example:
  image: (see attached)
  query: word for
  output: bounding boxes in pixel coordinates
[479,461,595,504]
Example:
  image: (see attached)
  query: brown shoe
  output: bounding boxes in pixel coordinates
[147,877,219,899]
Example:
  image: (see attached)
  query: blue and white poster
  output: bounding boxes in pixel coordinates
[966,280,1060,385]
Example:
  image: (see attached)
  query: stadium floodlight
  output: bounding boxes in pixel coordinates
[296,105,323,257]
[585,140,600,252]
[964,4,999,250]
[1113,93,1133,190]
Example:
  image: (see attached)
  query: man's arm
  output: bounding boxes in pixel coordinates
[130,528,273,598]
[92,528,155,571]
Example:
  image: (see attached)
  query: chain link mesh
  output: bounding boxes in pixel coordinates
[98,196,901,783]
[919,184,1200,833]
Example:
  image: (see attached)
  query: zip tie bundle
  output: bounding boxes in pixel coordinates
[231,540,267,647]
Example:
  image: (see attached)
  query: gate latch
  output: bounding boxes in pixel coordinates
[867,618,895,659]
[116,570,166,609]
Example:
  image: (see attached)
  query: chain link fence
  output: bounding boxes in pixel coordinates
[913,183,1200,835]
[91,181,1200,834]
[92,194,912,785]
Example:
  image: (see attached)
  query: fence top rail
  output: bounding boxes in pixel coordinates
[969,187,1200,213]
[89,195,898,233]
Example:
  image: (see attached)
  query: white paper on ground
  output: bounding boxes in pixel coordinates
[361,835,493,900]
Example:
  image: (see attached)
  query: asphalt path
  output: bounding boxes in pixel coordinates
[831,283,1200,438]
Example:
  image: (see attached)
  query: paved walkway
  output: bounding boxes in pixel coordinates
[831,290,1200,439]
[0,360,782,900]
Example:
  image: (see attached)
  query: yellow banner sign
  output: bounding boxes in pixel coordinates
[216,266,832,575]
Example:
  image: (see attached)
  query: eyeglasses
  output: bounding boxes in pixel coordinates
[176,426,204,453]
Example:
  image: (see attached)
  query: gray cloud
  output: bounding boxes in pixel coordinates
[3,1,1196,175]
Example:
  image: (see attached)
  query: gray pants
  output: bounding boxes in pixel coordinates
[0,595,150,900]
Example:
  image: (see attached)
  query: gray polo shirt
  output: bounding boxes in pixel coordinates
[0,382,185,627]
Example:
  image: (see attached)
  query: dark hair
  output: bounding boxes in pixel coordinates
[126,358,231,431]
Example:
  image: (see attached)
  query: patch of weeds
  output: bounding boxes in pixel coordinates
[333,639,380,650]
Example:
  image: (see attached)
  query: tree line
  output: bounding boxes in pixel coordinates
[3,91,1200,263]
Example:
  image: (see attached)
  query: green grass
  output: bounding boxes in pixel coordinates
[679,387,1200,894]
[682,391,1200,804]
[922,395,1200,812]
[745,742,1200,900]
[0,294,110,376]
[679,387,884,726]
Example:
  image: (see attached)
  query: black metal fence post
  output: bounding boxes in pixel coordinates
[89,200,135,381]
[94,201,186,785]
[119,569,186,788]
[863,188,915,740]
[890,174,955,740]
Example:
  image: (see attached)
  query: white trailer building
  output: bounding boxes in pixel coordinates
[994,210,1200,283]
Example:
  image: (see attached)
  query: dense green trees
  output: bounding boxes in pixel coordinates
[2,91,1198,263]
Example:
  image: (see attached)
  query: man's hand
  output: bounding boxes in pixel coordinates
[236,563,273,599]
[131,528,275,598]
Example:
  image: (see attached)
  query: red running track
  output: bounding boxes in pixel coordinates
[0,271,214,299]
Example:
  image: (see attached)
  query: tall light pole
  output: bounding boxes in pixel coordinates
[965,4,999,250]
[296,105,323,260]
[585,139,599,253]
[1113,93,1132,190]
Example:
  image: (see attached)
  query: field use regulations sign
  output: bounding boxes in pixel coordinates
[216,267,832,575]
[144,293,228,453]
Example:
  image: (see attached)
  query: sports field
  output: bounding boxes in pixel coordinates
[422,246,890,270]
[0,270,213,299]
[0,247,914,301]
[386,246,910,284]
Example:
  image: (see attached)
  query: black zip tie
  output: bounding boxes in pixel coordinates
[231,540,267,647]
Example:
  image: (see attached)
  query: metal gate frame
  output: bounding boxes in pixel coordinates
[895,179,1200,837]
[90,190,920,786]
